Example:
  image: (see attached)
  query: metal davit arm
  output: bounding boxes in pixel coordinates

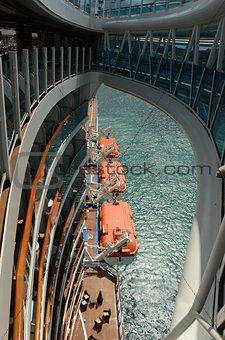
[165,214,225,340]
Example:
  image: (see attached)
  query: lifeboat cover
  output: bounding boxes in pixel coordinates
[98,137,120,158]
[100,201,138,258]
[99,161,126,193]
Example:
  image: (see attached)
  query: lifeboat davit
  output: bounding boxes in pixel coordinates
[98,137,120,158]
[99,161,126,200]
[100,201,138,265]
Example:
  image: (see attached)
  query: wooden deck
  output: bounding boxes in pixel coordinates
[73,268,120,340]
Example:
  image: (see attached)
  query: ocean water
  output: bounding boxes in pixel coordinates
[96,85,197,340]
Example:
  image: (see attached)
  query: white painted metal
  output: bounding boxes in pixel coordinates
[33,48,39,102]
[43,47,48,92]
[9,52,21,139]
[171,28,176,60]
[184,26,196,63]
[22,49,31,116]
[194,312,223,340]
[206,19,222,69]
[0,58,10,180]
[217,18,225,72]
[194,25,200,65]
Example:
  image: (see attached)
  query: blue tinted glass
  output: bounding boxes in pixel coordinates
[176,62,192,105]
[194,68,214,123]
[212,105,225,157]
[209,71,225,127]
[191,64,204,106]
[155,58,171,92]
[171,60,181,93]
[151,56,161,84]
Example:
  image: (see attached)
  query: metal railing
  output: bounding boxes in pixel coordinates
[66,0,194,18]
[13,106,87,340]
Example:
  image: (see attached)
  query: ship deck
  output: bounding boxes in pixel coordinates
[72,268,120,340]
[71,97,123,340]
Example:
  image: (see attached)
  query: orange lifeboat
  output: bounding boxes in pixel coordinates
[100,201,138,265]
[99,161,126,199]
[98,137,120,158]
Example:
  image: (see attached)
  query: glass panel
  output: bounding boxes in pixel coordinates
[38,49,45,95]
[151,56,161,84]
[175,62,192,105]
[209,71,225,126]
[55,48,61,83]
[115,41,130,76]
[46,102,88,170]
[212,99,225,157]
[190,64,204,107]
[29,51,35,105]
[5,96,13,144]
[130,40,141,78]
[61,145,87,195]
[155,0,166,11]
[120,0,130,16]
[155,58,171,92]
[64,48,69,78]
[142,0,154,14]
[194,68,214,123]
[47,48,53,87]
[136,44,150,83]
[86,0,91,13]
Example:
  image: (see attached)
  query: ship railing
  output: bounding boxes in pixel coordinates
[46,208,86,340]
[44,211,86,339]
[0,46,92,167]
[38,181,86,340]
[65,0,195,18]
[62,258,85,340]
[0,46,91,262]
[84,261,125,340]
[68,279,85,340]
[13,115,87,339]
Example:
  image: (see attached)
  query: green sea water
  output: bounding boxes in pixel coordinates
[96,85,197,340]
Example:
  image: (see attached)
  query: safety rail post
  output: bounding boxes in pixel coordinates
[0,58,10,181]
[22,49,31,117]
[33,48,39,103]
[52,47,55,86]
[68,46,71,77]
[9,51,21,140]
[43,47,48,92]
[60,46,64,81]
